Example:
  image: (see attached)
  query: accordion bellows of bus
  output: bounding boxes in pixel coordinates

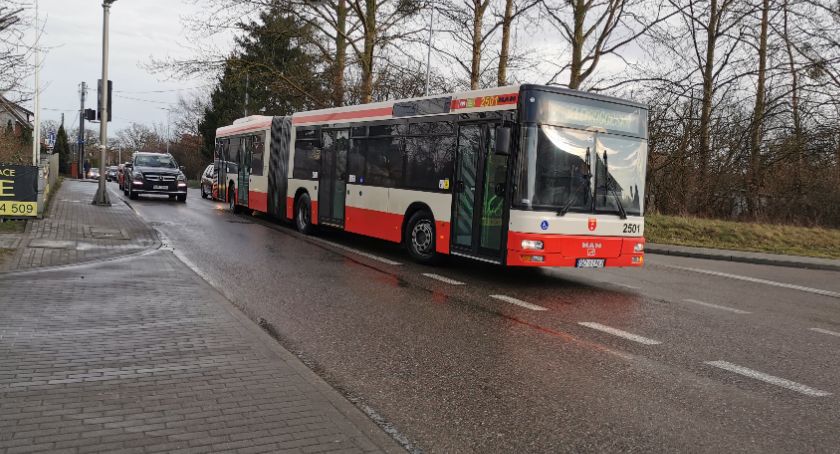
[214,84,647,268]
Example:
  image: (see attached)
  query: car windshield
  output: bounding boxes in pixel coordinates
[135,155,177,168]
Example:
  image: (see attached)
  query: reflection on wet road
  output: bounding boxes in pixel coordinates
[115,185,840,453]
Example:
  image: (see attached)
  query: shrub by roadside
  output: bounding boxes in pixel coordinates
[646,214,840,259]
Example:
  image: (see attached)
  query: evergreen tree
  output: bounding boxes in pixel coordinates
[54,125,70,174]
[198,6,329,160]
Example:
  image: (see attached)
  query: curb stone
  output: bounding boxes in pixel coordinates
[646,243,840,271]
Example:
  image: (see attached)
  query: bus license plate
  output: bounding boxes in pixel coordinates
[153,185,168,190]
[576,259,605,268]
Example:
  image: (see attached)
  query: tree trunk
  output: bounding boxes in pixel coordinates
[497,0,514,86]
[333,0,347,107]
[698,0,719,212]
[360,0,376,104]
[568,0,586,89]
[470,0,485,89]
[747,0,769,218]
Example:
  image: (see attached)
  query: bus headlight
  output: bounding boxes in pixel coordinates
[521,240,544,250]
[633,243,644,253]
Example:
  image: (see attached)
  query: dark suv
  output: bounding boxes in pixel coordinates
[123,152,188,202]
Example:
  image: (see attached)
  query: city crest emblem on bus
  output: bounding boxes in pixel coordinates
[588,218,597,231]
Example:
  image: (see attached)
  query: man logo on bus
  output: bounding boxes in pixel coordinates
[588,218,597,231]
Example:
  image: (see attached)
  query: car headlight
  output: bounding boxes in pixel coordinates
[133,171,143,180]
[177,173,186,181]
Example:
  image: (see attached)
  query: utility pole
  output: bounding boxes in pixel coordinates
[32,0,40,166]
[92,0,116,206]
[424,0,435,96]
[78,82,87,179]
[244,73,249,117]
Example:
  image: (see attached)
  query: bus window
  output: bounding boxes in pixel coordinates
[293,139,321,179]
[348,138,366,182]
[362,136,403,187]
[229,137,241,164]
[404,122,456,191]
[251,134,264,176]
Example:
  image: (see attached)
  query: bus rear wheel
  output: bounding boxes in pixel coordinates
[405,210,439,265]
[295,193,313,235]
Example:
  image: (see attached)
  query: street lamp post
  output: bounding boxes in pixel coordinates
[93,0,116,206]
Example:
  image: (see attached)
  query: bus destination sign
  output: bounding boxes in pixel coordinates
[553,102,642,135]
[451,93,519,110]
[0,164,38,217]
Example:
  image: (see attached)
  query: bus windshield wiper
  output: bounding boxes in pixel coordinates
[557,147,591,216]
[602,150,627,220]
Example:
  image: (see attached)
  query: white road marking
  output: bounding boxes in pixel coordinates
[490,294,547,311]
[705,361,831,397]
[682,298,751,314]
[422,273,464,285]
[614,283,640,290]
[577,322,662,345]
[810,327,840,338]
[311,238,402,266]
[666,265,840,299]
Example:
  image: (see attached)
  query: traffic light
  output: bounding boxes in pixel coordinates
[84,109,96,121]
[97,79,113,122]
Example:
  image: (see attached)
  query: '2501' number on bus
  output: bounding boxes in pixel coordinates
[623,223,640,234]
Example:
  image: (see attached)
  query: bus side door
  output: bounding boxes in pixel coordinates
[451,122,509,262]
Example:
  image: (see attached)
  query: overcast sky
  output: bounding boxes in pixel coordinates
[34,0,218,134]
[27,0,632,137]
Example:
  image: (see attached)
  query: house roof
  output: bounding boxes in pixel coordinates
[0,94,33,130]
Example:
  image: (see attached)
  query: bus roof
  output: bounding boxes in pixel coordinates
[216,84,648,135]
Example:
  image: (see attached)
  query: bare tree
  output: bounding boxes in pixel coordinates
[497,0,539,85]
[0,2,32,98]
[542,0,674,90]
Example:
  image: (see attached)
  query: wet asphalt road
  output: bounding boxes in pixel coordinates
[110,184,840,453]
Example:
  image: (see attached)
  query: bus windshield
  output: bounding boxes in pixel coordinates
[514,124,646,216]
[514,88,647,216]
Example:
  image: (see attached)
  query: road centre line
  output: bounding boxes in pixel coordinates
[705,360,831,397]
[577,322,662,345]
[683,298,750,314]
[422,273,464,285]
[614,283,640,290]
[490,295,548,311]
[810,327,840,338]
[665,265,840,299]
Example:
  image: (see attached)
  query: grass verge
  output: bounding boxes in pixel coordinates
[0,221,24,234]
[646,214,840,259]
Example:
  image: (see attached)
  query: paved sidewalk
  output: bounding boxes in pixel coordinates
[1,180,158,272]
[0,250,403,454]
[647,242,840,271]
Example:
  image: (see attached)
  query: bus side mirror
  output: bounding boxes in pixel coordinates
[495,127,511,156]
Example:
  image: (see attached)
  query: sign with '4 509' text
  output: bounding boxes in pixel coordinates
[0,164,38,217]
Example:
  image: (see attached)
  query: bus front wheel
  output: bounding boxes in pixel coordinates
[295,193,313,235]
[405,210,439,265]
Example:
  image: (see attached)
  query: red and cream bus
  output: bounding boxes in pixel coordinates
[214,84,647,268]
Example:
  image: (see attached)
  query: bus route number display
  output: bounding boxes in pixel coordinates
[0,164,38,217]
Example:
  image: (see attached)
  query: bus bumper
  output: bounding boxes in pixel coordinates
[506,232,645,268]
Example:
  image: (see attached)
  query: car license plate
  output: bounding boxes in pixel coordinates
[153,185,168,190]
[576,258,605,268]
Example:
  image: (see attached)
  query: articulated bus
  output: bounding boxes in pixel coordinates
[214,84,648,268]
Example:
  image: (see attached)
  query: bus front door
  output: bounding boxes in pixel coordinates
[318,129,349,227]
[452,123,508,262]
[238,137,251,206]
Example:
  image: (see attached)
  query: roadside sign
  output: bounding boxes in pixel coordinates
[0,164,38,217]
[47,129,56,148]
